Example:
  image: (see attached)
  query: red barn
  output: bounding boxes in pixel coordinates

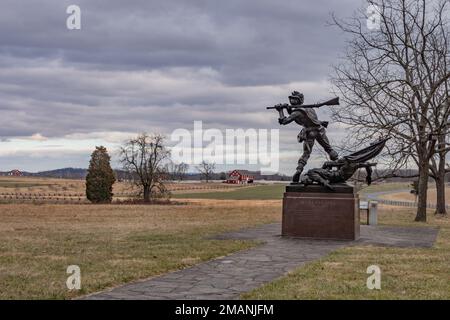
[9,169,23,177]
[225,170,254,184]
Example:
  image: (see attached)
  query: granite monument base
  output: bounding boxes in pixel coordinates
[282,183,360,240]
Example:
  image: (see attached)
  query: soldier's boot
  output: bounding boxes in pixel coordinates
[292,163,305,183]
[292,170,301,183]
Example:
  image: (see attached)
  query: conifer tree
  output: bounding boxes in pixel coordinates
[86,146,116,203]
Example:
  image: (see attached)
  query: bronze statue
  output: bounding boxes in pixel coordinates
[301,138,389,190]
[267,91,339,182]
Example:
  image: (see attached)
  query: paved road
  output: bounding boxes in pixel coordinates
[83,223,438,300]
[363,188,450,210]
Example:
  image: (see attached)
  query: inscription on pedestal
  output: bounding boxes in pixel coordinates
[282,186,360,240]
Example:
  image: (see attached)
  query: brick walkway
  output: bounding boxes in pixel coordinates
[83,223,438,300]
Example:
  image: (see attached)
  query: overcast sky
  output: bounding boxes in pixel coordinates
[0,0,367,174]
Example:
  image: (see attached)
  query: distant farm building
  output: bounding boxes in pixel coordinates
[224,170,254,184]
[9,170,23,177]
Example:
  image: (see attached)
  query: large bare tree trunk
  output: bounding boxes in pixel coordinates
[415,159,429,222]
[143,186,151,202]
[435,152,447,215]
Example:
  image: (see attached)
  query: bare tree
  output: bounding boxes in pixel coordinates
[197,161,216,183]
[166,162,189,181]
[331,0,450,221]
[177,162,189,181]
[430,97,449,214]
[120,133,170,202]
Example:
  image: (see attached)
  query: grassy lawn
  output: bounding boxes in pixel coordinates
[242,206,450,299]
[173,184,287,200]
[0,200,280,299]
[172,182,412,200]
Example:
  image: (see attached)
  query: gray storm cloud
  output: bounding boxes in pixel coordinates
[0,0,364,172]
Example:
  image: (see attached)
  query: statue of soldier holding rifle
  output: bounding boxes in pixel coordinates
[267,91,339,183]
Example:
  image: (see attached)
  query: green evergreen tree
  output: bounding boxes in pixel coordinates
[86,146,116,203]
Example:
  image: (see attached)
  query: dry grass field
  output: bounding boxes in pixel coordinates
[1,179,448,300]
[0,199,280,299]
[0,176,244,203]
[0,176,88,194]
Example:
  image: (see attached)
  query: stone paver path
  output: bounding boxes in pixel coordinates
[83,223,438,300]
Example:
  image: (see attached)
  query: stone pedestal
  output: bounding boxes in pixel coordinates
[282,183,360,240]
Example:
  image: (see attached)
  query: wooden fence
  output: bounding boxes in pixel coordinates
[0,184,244,204]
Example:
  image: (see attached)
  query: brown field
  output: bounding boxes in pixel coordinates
[0,176,245,203]
[0,199,280,299]
[0,176,131,196]
[1,180,448,300]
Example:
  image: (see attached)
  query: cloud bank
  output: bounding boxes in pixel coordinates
[0,0,363,173]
